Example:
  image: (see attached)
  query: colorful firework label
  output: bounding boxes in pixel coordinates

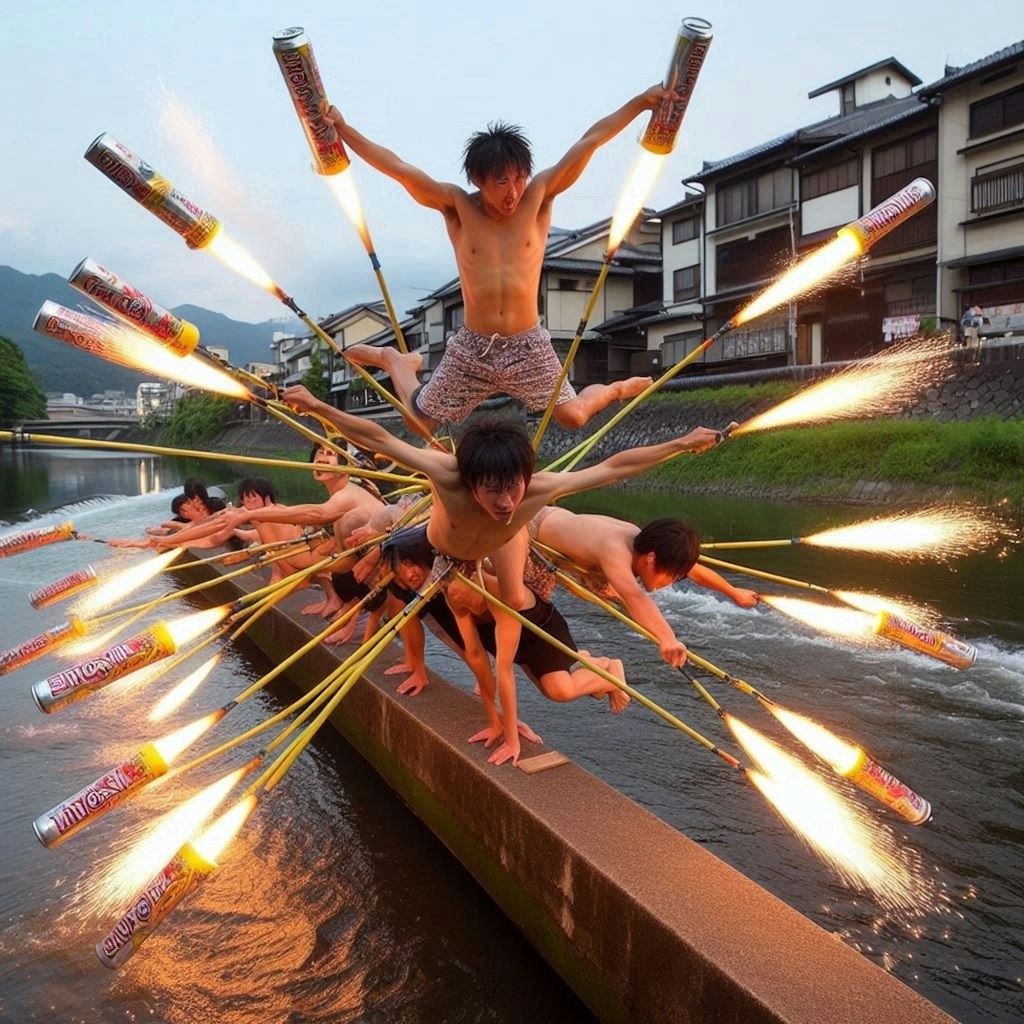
[847,750,932,825]
[875,611,976,669]
[34,743,168,848]
[642,18,713,155]
[97,843,214,969]
[272,27,350,175]
[0,618,84,677]
[34,624,176,713]
[0,521,75,559]
[840,178,936,251]
[29,566,99,609]
[84,133,221,249]
[69,259,199,356]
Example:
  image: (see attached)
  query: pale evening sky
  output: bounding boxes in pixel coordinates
[1,0,1020,325]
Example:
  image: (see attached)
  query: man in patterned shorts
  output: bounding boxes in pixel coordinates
[322,85,676,430]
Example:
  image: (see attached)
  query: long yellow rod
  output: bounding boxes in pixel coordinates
[0,431,411,485]
[700,539,797,551]
[532,259,613,451]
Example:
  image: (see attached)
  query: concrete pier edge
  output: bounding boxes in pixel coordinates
[184,555,955,1023]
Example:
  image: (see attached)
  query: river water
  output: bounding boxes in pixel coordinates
[0,448,1021,1023]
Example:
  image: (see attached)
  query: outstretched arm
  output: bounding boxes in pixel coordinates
[545,424,731,500]
[687,562,759,607]
[323,103,462,212]
[282,385,446,477]
[602,561,688,666]
[534,85,673,200]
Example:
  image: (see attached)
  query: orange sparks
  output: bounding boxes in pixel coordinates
[733,340,953,435]
[164,606,230,648]
[805,505,1005,560]
[768,706,861,774]
[761,594,878,640]
[149,655,221,722]
[608,150,665,253]
[325,171,373,251]
[191,794,258,865]
[206,230,287,300]
[80,768,245,919]
[733,232,861,328]
[833,590,939,626]
[151,710,224,763]
[726,715,923,909]
[73,549,181,619]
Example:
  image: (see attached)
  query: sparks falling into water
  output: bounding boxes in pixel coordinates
[149,655,221,722]
[608,150,665,253]
[726,716,926,910]
[77,767,246,919]
[733,339,954,435]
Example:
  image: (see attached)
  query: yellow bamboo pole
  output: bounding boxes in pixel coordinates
[0,431,412,486]
[532,258,613,451]
[700,539,797,551]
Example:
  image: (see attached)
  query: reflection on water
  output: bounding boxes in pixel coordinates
[0,451,1021,1024]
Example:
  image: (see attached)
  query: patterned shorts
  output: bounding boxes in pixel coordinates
[413,324,577,423]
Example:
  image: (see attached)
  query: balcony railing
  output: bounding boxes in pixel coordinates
[972,160,1024,215]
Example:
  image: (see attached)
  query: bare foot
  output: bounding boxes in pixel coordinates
[608,688,631,714]
[385,662,413,676]
[612,376,653,401]
[320,599,343,618]
[325,617,358,645]
[346,344,422,375]
[301,598,327,616]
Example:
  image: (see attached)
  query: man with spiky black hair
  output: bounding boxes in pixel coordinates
[322,86,673,431]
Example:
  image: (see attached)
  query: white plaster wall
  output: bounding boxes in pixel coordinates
[801,186,859,235]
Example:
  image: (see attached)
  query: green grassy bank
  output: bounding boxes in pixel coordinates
[645,414,1024,505]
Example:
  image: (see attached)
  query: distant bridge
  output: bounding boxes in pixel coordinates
[13,417,139,443]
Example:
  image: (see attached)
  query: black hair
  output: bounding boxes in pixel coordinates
[170,494,189,515]
[456,417,535,492]
[383,533,434,570]
[308,435,346,463]
[182,477,210,502]
[462,122,533,185]
[237,477,277,504]
[633,518,701,580]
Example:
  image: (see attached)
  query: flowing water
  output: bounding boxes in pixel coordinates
[1,447,1021,1023]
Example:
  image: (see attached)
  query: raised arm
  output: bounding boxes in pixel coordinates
[282,385,446,477]
[323,103,462,212]
[533,85,673,200]
[153,511,235,549]
[546,424,731,500]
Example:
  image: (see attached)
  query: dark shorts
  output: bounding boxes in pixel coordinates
[478,597,577,678]
[388,581,465,650]
[332,570,370,603]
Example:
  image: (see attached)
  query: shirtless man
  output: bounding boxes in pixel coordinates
[531,509,759,667]
[283,384,727,766]
[324,87,672,430]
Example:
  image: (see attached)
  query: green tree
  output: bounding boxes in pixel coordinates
[161,391,239,446]
[0,336,47,423]
[300,343,331,402]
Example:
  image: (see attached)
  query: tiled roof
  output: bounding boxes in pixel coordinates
[789,97,931,165]
[920,40,1024,96]
[807,58,921,99]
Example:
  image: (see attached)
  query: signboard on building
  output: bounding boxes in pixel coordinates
[882,314,920,342]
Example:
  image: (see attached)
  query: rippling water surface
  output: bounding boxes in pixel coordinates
[1,449,1021,1023]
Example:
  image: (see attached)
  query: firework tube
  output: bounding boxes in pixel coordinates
[33,302,147,371]
[841,749,932,825]
[838,178,935,253]
[96,840,215,969]
[84,134,221,249]
[874,611,976,669]
[29,566,99,610]
[641,17,713,154]
[68,258,200,357]
[32,623,177,714]
[272,27,350,175]
[0,618,85,677]
[0,521,75,559]
[33,743,169,849]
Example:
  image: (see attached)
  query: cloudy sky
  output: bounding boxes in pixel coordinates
[2,1,1020,324]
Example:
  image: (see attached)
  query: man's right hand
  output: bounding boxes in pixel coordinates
[282,385,319,415]
[659,638,688,667]
[680,425,729,454]
[320,100,346,132]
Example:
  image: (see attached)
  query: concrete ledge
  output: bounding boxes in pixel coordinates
[184,557,954,1024]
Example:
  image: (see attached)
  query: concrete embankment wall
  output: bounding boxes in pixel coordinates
[185,557,954,1024]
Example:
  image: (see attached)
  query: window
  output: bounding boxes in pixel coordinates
[672,265,700,302]
[716,167,793,226]
[663,330,703,365]
[970,84,1024,139]
[802,157,859,200]
[672,215,699,244]
[873,132,937,180]
[841,83,856,116]
[558,278,582,291]
[870,130,938,253]
[444,304,464,334]
[972,160,1024,214]
[883,275,935,316]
